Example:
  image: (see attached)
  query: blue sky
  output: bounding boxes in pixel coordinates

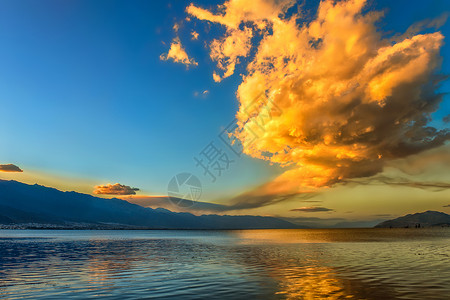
[0,0,449,221]
[0,0,280,199]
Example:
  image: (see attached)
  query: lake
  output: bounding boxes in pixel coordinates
[0,228,449,299]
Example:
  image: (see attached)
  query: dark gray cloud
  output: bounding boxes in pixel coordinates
[94,183,139,195]
[343,175,450,192]
[224,190,318,211]
[443,204,450,208]
[386,145,450,175]
[290,207,334,212]
[0,164,23,172]
[126,196,229,213]
[392,12,448,42]
[126,192,319,214]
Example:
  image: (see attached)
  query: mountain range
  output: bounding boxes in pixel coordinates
[0,180,301,229]
[374,211,450,228]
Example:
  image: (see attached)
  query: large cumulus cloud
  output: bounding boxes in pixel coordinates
[184,0,448,200]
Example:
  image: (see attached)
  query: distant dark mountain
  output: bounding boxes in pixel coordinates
[0,180,298,229]
[374,211,450,228]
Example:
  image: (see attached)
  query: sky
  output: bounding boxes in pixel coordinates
[0,0,449,227]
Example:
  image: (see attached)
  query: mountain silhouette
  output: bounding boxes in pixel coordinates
[0,180,298,229]
[374,211,450,228]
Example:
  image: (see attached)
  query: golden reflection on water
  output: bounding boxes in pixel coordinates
[233,229,335,244]
[231,229,385,299]
[232,228,378,244]
[275,267,348,300]
[265,255,351,299]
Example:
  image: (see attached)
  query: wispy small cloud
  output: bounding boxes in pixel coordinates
[393,12,448,42]
[0,164,23,172]
[94,183,139,195]
[224,189,318,211]
[173,23,180,33]
[191,30,199,40]
[194,90,209,98]
[160,37,197,67]
[443,204,450,208]
[290,206,334,212]
[212,72,221,82]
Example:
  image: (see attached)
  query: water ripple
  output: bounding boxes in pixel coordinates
[0,228,449,299]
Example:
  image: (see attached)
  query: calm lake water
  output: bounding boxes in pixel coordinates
[0,229,449,299]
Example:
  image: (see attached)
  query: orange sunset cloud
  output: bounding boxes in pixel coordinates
[160,37,198,67]
[93,183,140,195]
[182,0,448,203]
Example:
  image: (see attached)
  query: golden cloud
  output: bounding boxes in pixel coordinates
[191,30,199,40]
[160,37,198,67]
[93,183,140,195]
[0,164,23,172]
[183,0,448,200]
